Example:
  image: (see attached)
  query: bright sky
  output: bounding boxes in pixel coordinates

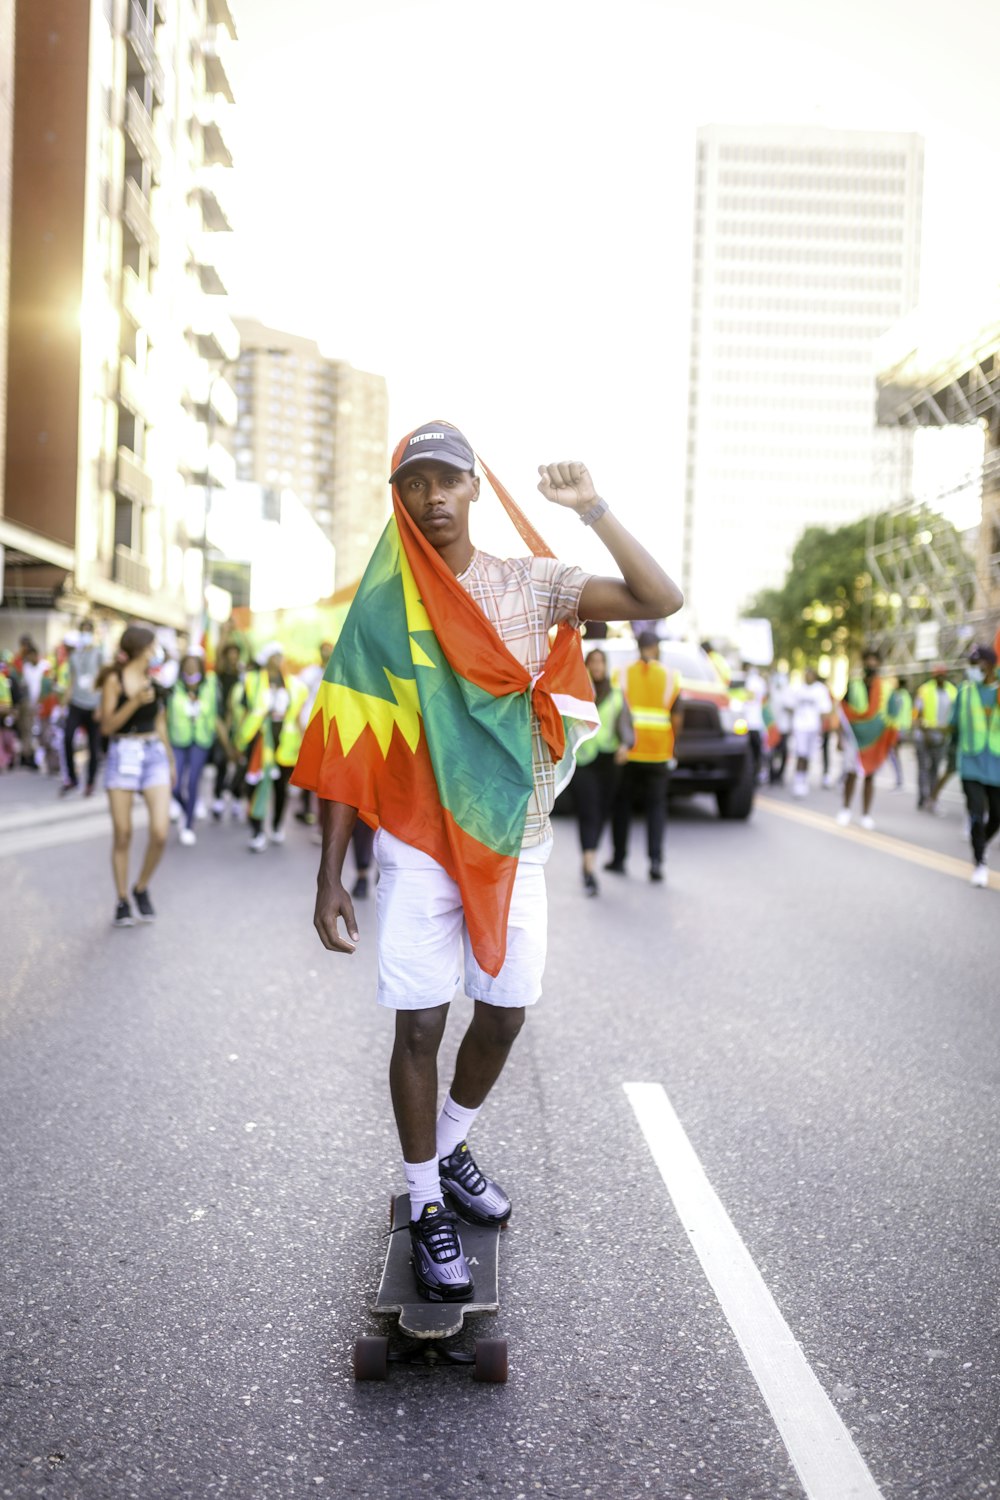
[225,0,1000,577]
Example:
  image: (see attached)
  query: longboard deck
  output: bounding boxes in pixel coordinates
[374,1192,500,1340]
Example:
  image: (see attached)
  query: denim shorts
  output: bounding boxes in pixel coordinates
[104,736,172,792]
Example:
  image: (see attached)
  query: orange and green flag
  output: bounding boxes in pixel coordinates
[839,675,899,775]
[291,429,597,976]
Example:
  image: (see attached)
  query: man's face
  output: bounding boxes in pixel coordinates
[863,657,879,677]
[222,647,240,671]
[320,642,333,665]
[395,462,479,551]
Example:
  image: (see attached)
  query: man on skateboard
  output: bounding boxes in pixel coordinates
[297,421,681,1301]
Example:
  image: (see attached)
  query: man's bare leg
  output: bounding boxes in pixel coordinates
[449,1001,525,1111]
[389,1004,449,1162]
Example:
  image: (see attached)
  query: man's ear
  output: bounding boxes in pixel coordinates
[471,474,480,502]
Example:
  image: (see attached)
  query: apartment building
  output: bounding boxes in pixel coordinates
[683,124,924,639]
[233,318,389,590]
[0,0,239,645]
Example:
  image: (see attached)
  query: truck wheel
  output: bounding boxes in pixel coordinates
[717,750,755,820]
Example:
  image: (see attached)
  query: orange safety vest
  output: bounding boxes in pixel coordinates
[625,659,677,763]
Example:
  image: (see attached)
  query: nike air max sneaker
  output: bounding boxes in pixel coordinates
[439,1141,512,1226]
[409,1201,474,1302]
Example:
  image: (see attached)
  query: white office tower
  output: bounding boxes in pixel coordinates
[683,125,923,640]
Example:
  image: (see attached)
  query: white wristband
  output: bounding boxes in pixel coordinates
[579,498,609,526]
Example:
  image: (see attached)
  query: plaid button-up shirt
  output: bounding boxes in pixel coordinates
[456,550,592,847]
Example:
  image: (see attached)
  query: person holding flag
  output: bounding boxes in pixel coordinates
[295,421,681,1302]
[836,647,899,830]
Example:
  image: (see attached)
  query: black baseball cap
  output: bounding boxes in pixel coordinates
[969,644,997,667]
[389,421,474,483]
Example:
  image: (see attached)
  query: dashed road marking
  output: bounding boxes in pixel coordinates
[624,1081,885,1500]
[756,796,997,889]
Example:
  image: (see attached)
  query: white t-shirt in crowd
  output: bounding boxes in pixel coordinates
[786,680,832,734]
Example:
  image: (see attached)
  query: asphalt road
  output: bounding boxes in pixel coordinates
[0,753,997,1500]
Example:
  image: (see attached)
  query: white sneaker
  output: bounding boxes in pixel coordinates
[248,831,267,853]
[269,827,286,844]
[211,797,225,818]
[860,814,876,831]
[822,773,835,789]
[195,799,208,822]
[169,797,182,823]
[231,801,245,822]
[835,808,852,827]
[179,827,197,847]
[971,863,989,888]
[793,773,808,798]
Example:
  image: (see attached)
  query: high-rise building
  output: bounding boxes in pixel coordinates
[232,318,389,590]
[683,124,923,639]
[0,0,239,644]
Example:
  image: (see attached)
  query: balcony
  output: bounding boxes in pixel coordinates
[196,99,234,168]
[118,355,151,419]
[192,167,233,233]
[113,544,152,595]
[123,177,160,263]
[116,447,155,506]
[121,265,153,332]
[185,365,238,428]
[188,302,239,363]
[201,31,235,104]
[124,88,161,182]
[206,0,238,39]
[126,2,165,105]
[184,432,237,491]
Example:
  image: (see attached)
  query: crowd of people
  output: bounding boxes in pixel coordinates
[567,638,1000,891]
[2,620,998,913]
[0,624,365,925]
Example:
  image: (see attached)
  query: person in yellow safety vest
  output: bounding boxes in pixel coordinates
[913,662,957,813]
[167,652,226,847]
[0,662,16,771]
[574,647,635,896]
[701,641,732,688]
[606,630,682,882]
[238,642,309,852]
[951,643,1000,888]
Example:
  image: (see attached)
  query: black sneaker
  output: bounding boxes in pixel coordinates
[352,872,369,899]
[603,859,626,874]
[132,887,156,922]
[583,870,599,897]
[649,863,663,883]
[408,1202,474,1302]
[114,898,135,927]
[440,1141,512,1226]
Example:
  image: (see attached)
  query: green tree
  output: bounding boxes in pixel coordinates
[743,507,973,667]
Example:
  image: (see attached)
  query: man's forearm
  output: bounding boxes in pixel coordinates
[318,799,359,882]
[591,509,679,611]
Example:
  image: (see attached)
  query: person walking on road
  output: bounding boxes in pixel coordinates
[836,648,898,830]
[951,645,1000,889]
[295,642,334,827]
[168,652,225,847]
[209,641,245,821]
[607,631,680,882]
[61,619,104,796]
[238,644,309,852]
[787,666,832,798]
[297,420,681,1302]
[97,626,173,927]
[574,647,634,895]
[913,664,956,814]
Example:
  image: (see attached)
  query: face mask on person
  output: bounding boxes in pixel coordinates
[182,672,202,687]
[149,645,165,668]
[967,666,984,683]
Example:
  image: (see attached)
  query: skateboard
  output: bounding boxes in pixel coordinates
[353,1192,508,1382]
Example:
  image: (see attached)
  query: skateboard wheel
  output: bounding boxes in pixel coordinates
[353,1336,389,1381]
[472,1338,508,1384]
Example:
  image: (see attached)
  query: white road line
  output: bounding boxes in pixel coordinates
[0,807,146,859]
[624,1081,885,1500]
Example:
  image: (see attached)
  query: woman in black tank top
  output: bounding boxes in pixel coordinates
[98,625,175,927]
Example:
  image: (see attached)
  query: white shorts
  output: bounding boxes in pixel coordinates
[792,727,822,762]
[373,827,551,1011]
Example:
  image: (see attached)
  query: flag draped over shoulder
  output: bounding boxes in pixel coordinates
[838,676,899,776]
[291,432,598,977]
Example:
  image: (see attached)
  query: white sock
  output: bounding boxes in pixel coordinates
[403,1156,442,1219]
[436,1093,481,1161]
